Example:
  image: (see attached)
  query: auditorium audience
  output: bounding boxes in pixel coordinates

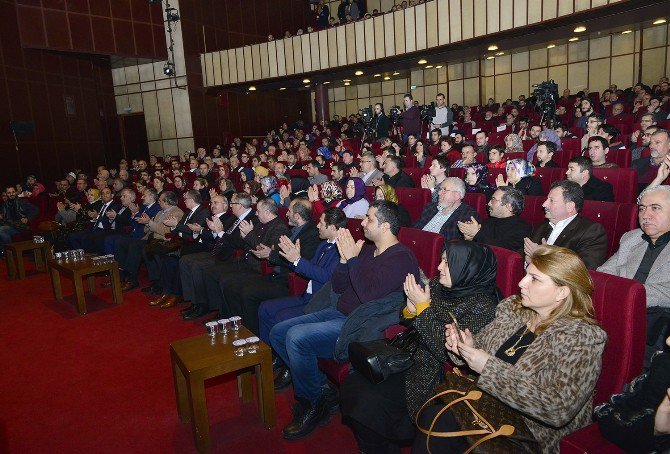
[336,178,369,218]
[414,177,479,240]
[565,156,615,202]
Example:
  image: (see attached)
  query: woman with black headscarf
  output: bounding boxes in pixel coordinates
[340,241,500,453]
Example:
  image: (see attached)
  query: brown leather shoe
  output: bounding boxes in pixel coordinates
[121,282,137,292]
[149,295,169,306]
[160,295,183,309]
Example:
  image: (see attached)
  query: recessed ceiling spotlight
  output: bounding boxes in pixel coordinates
[248,86,256,91]
[304,84,310,88]
[392,71,400,75]
[569,37,579,42]
[373,73,381,77]
[435,65,443,68]
[354,70,364,76]
[343,79,351,82]
[344,82,350,86]
[418,59,427,64]
[621,30,632,34]
[573,25,587,33]
[487,45,498,51]
[279,87,286,90]
[302,78,310,83]
[383,76,391,80]
[486,56,495,60]
[495,52,504,56]
[425,65,433,69]
[653,18,667,25]
[547,44,556,48]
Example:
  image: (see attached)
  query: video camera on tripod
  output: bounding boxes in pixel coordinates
[419,102,437,122]
[359,105,376,137]
[389,105,402,126]
[532,80,559,127]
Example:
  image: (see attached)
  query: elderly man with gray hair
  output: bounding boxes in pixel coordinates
[598,178,670,360]
[413,177,480,240]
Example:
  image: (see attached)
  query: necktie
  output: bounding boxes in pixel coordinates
[95,203,109,229]
[226,217,242,235]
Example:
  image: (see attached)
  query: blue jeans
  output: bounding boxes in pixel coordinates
[0,225,19,246]
[258,293,311,345]
[269,307,346,405]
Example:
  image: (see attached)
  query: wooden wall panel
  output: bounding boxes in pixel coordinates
[558,0,574,15]
[328,28,339,68]
[276,39,286,77]
[404,7,416,53]
[283,40,294,76]
[461,0,474,40]
[260,44,270,78]
[212,51,222,86]
[337,25,347,67]
[300,34,311,73]
[319,30,329,69]
[346,23,357,65]
[449,0,462,43]
[485,0,499,35]
[228,49,238,83]
[514,0,528,28]
[310,33,321,71]
[222,50,231,85]
[204,52,214,86]
[543,0,558,20]
[292,37,303,74]
[393,11,405,55]
[384,12,395,57]
[355,21,366,62]
[236,47,245,82]
[500,0,514,31]
[415,3,427,51]
[528,0,542,23]
[244,45,254,80]
[268,41,278,78]
[363,19,375,62]
[437,0,449,46]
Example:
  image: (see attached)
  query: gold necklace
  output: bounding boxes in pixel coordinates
[504,326,532,357]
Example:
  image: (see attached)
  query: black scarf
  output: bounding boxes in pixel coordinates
[436,241,499,300]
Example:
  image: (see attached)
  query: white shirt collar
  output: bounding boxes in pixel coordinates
[549,213,578,231]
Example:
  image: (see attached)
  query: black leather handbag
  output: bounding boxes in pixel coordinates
[348,327,421,384]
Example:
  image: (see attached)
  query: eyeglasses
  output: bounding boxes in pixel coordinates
[230,202,242,206]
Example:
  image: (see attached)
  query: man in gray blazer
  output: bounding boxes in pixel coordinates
[352,151,384,186]
[598,184,670,359]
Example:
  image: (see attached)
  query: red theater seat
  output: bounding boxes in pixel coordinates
[347,218,365,242]
[518,195,547,227]
[560,271,646,453]
[592,168,637,203]
[489,245,524,298]
[395,188,431,224]
[535,167,566,195]
[403,168,426,188]
[463,192,488,220]
[605,149,631,168]
[581,200,638,257]
[397,228,444,279]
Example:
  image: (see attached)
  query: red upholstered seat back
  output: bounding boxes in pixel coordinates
[397,228,444,279]
[489,245,524,298]
[592,168,638,203]
[605,149,632,168]
[581,200,638,257]
[347,218,365,242]
[463,192,488,220]
[535,167,566,195]
[588,270,646,406]
[518,195,546,227]
[402,168,426,187]
[396,188,431,224]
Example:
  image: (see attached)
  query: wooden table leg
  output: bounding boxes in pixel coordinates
[50,267,63,301]
[256,351,276,429]
[34,248,44,272]
[15,250,26,280]
[87,276,96,292]
[110,266,123,306]
[238,370,253,403]
[5,248,16,279]
[73,273,87,315]
[187,378,210,453]
[171,351,190,422]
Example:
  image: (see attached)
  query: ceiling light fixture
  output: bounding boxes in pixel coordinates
[573,25,586,33]
[344,82,350,86]
[354,70,364,76]
[373,73,381,77]
[248,86,256,91]
[383,76,391,80]
[495,52,504,56]
[653,18,667,25]
[305,84,311,88]
[487,45,498,51]
[392,71,400,75]
[418,59,427,64]
[302,78,310,83]
[343,79,351,82]
[621,30,632,34]
[279,87,286,90]
[547,44,556,48]
[486,56,495,60]
[435,65,443,68]
[569,37,579,42]
[323,81,330,84]
[425,65,433,68]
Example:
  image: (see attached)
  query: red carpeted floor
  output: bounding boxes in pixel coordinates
[0,257,358,453]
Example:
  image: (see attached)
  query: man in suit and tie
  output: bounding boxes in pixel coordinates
[103,188,161,255]
[257,206,346,350]
[219,198,321,334]
[142,189,211,296]
[114,191,183,292]
[179,192,257,319]
[68,186,116,250]
[199,198,291,321]
[524,180,608,270]
[598,184,670,360]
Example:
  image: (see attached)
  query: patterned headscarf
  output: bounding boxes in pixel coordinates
[506,158,535,179]
[339,177,367,208]
[260,175,278,195]
[320,181,343,204]
[504,133,524,153]
[463,163,492,191]
[375,184,398,204]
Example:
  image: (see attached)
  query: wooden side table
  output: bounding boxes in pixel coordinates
[47,257,123,315]
[4,240,51,280]
[170,327,276,453]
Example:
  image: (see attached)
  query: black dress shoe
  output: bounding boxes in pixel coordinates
[182,306,210,321]
[282,395,330,440]
[274,367,292,391]
[180,304,195,315]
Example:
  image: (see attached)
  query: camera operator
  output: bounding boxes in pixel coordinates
[373,103,390,140]
[399,93,421,143]
[431,92,453,136]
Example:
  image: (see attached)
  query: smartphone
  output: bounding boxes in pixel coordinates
[448,311,465,343]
